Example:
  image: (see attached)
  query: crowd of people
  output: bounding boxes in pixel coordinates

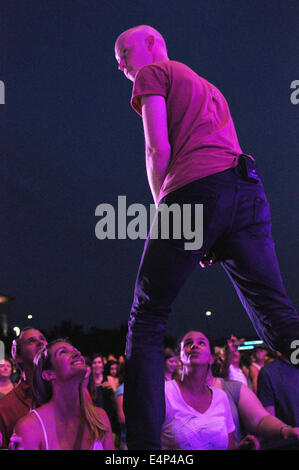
[0,326,299,450]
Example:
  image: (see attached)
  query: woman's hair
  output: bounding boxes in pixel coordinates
[91,354,105,374]
[164,347,177,361]
[87,354,105,401]
[211,352,224,377]
[177,331,214,355]
[91,353,104,363]
[32,339,108,443]
[117,361,126,386]
[84,356,92,368]
[104,360,118,377]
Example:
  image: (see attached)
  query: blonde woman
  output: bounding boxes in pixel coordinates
[13,339,114,450]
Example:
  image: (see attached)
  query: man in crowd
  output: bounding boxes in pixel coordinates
[0,327,47,448]
[249,345,268,394]
[258,352,299,428]
[114,25,299,449]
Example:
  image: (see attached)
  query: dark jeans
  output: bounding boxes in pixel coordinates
[124,166,299,450]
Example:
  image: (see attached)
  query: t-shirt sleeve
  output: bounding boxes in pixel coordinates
[257,368,275,407]
[223,392,235,434]
[224,379,242,403]
[131,64,169,116]
[114,383,124,399]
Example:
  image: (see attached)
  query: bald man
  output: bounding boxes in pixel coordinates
[115,25,299,449]
[0,327,47,448]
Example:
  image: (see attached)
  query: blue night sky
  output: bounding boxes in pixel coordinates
[0,0,298,341]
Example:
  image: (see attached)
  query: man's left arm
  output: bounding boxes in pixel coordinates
[140,95,171,206]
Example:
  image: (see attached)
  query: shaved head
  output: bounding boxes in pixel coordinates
[115,25,167,54]
[115,25,169,82]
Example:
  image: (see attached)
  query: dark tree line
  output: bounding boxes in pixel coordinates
[0,321,178,359]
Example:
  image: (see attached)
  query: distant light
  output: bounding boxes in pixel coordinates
[205,311,212,317]
[238,345,254,350]
[13,326,21,337]
[27,314,33,320]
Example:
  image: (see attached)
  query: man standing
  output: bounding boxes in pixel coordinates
[257,353,299,428]
[114,25,299,449]
[0,327,47,448]
[249,345,268,394]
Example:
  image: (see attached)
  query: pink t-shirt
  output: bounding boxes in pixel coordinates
[131,60,243,203]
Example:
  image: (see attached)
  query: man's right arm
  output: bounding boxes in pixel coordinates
[140,94,171,206]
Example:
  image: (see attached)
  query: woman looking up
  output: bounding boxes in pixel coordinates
[14,339,114,450]
[161,331,235,450]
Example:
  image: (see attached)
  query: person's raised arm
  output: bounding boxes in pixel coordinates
[140,95,171,206]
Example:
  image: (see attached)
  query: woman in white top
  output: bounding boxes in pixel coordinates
[14,339,114,450]
[161,331,235,450]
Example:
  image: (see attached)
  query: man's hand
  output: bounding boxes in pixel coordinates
[8,432,24,450]
[238,435,260,450]
[199,252,217,268]
[281,426,299,441]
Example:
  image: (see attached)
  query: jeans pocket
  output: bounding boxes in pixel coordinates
[248,196,272,240]
[253,196,271,224]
